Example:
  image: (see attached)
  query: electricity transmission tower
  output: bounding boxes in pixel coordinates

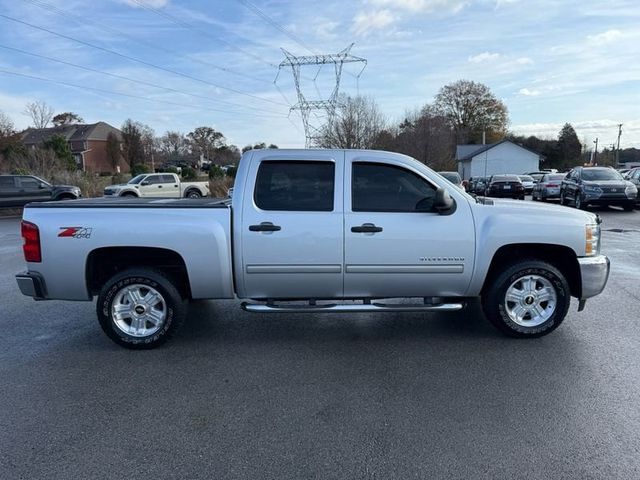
[276,43,366,147]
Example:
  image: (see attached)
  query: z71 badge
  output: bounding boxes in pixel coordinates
[58,227,93,239]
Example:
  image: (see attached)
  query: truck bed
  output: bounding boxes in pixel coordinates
[26,197,230,208]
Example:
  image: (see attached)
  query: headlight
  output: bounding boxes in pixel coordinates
[585,224,601,256]
[625,185,638,199]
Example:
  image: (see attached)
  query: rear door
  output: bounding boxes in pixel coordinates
[240,153,344,299]
[160,174,180,197]
[344,153,475,298]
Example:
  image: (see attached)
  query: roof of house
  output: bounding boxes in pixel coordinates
[21,122,122,147]
[455,139,542,161]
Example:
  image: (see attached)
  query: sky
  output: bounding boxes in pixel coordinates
[0,0,639,150]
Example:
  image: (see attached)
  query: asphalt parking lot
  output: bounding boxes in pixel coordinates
[1,203,639,480]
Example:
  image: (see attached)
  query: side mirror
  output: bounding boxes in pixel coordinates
[434,187,456,215]
[38,182,46,189]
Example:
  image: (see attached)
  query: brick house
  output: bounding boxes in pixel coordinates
[21,122,125,173]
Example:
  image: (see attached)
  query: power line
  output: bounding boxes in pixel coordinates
[0,13,289,108]
[0,68,288,119]
[20,0,270,86]
[235,0,317,55]
[129,0,279,69]
[0,44,287,117]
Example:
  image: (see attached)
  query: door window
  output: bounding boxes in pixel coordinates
[145,175,163,185]
[161,175,177,183]
[352,162,437,212]
[0,177,15,188]
[18,176,41,190]
[254,161,334,211]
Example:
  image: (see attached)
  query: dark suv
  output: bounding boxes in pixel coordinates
[560,166,637,211]
[0,175,82,208]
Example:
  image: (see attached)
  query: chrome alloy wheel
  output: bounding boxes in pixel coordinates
[111,284,167,337]
[504,275,557,327]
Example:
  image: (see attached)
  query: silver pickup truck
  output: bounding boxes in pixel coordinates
[16,149,610,349]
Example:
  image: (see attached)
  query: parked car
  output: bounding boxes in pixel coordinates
[438,171,464,190]
[16,149,610,349]
[532,173,566,202]
[469,176,488,195]
[560,166,637,211]
[103,173,209,198]
[523,171,548,184]
[484,175,525,199]
[0,174,81,208]
[624,167,640,205]
[518,175,535,194]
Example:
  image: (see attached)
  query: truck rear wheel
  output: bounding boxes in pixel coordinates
[482,260,570,338]
[185,189,202,198]
[96,268,187,349]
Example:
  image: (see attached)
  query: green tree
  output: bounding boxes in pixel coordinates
[434,80,508,144]
[557,123,582,167]
[43,134,75,170]
[52,112,84,126]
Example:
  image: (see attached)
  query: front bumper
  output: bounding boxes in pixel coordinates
[15,271,47,300]
[578,255,610,299]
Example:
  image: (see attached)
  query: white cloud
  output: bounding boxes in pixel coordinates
[587,29,623,45]
[369,0,469,13]
[352,9,395,36]
[518,88,540,96]
[468,51,501,63]
[515,57,534,65]
[123,0,169,8]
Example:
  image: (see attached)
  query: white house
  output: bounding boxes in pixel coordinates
[456,140,541,181]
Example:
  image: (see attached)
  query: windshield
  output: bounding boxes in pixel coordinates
[582,169,623,181]
[127,174,147,184]
[518,175,533,182]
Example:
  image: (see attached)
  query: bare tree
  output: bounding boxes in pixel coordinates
[24,101,55,129]
[314,95,386,149]
[0,111,15,137]
[393,106,455,170]
[433,80,508,144]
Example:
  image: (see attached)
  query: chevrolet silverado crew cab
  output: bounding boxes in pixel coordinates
[16,149,610,349]
[103,172,209,198]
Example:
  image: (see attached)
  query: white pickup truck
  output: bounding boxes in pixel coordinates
[16,149,610,349]
[103,172,209,198]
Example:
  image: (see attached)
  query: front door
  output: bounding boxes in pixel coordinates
[240,153,344,299]
[139,174,166,197]
[343,154,475,298]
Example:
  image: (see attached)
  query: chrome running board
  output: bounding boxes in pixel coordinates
[241,302,464,313]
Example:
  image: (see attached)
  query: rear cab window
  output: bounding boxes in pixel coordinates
[254,160,335,211]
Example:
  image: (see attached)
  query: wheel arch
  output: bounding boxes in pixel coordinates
[481,243,582,299]
[86,246,191,299]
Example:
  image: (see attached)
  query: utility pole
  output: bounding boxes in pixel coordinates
[276,44,367,147]
[616,123,623,166]
[593,138,598,165]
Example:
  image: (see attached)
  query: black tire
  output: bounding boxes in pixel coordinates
[55,194,77,201]
[575,194,585,210]
[560,191,566,206]
[623,203,634,212]
[185,189,202,198]
[481,260,570,338]
[96,268,187,349]
[121,192,137,198]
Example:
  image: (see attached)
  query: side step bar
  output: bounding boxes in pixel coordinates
[241,302,464,313]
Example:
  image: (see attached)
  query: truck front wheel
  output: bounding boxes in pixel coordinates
[482,260,570,338]
[97,268,187,349]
